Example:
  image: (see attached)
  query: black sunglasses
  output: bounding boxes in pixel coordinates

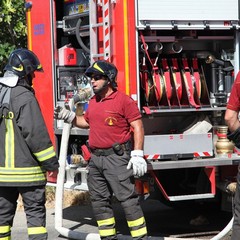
[91,75,106,80]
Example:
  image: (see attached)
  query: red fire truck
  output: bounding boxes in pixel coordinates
[25,0,240,217]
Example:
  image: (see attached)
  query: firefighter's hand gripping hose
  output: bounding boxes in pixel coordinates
[54,106,76,123]
[54,97,100,240]
[54,87,92,123]
[127,150,147,177]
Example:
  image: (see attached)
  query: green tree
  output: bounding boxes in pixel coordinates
[0,0,27,74]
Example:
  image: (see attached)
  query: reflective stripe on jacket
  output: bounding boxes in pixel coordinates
[0,85,59,186]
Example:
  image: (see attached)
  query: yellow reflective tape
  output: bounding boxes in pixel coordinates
[0,225,10,233]
[0,166,43,175]
[12,65,24,72]
[97,217,115,227]
[0,173,45,182]
[127,217,145,228]
[34,146,56,162]
[98,228,116,237]
[39,151,56,161]
[5,119,14,168]
[93,63,104,74]
[37,64,42,70]
[130,226,147,238]
[28,226,47,235]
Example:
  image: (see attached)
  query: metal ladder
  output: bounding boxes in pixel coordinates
[89,0,113,63]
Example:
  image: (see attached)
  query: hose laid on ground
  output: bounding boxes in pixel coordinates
[210,181,235,240]
[54,98,100,240]
[210,217,233,240]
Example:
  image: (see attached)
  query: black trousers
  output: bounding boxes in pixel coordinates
[0,185,47,240]
[231,166,240,240]
[87,151,147,239]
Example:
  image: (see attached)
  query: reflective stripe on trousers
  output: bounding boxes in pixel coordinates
[97,217,116,239]
[0,225,11,240]
[127,217,147,239]
[0,186,47,240]
[28,226,47,240]
[87,153,148,239]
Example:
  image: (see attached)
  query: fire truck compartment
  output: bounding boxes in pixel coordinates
[144,133,213,159]
[137,0,239,30]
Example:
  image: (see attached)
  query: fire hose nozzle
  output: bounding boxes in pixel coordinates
[205,55,215,64]
[73,87,92,104]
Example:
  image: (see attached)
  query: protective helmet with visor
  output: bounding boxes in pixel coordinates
[4,48,43,78]
[85,60,118,88]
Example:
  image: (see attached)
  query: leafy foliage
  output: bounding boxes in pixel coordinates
[0,0,27,74]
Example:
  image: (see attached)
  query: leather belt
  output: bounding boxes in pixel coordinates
[90,141,131,156]
[91,148,115,156]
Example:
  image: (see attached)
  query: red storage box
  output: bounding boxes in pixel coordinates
[58,45,77,66]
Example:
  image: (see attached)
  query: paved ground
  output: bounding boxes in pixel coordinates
[11,199,232,240]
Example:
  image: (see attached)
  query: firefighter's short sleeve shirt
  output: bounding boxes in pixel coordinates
[84,90,141,149]
[227,71,240,111]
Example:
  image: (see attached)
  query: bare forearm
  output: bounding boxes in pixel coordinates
[225,109,240,132]
[227,119,240,132]
[72,116,89,129]
[131,119,144,150]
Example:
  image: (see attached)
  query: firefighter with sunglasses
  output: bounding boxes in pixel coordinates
[54,60,148,239]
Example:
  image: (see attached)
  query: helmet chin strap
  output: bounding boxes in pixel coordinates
[102,80,110,89]
[17,75,35,94]
[26,74,33,86]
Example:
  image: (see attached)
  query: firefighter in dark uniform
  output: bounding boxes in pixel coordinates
[54,60,148,239]
[0,48,59,240]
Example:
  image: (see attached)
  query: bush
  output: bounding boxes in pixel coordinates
[0,0,27,74]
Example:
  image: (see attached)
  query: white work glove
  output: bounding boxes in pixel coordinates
[127,150,147,177]
[54,106,76,124]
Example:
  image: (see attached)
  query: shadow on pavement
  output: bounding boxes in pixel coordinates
[59,198,233,239]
